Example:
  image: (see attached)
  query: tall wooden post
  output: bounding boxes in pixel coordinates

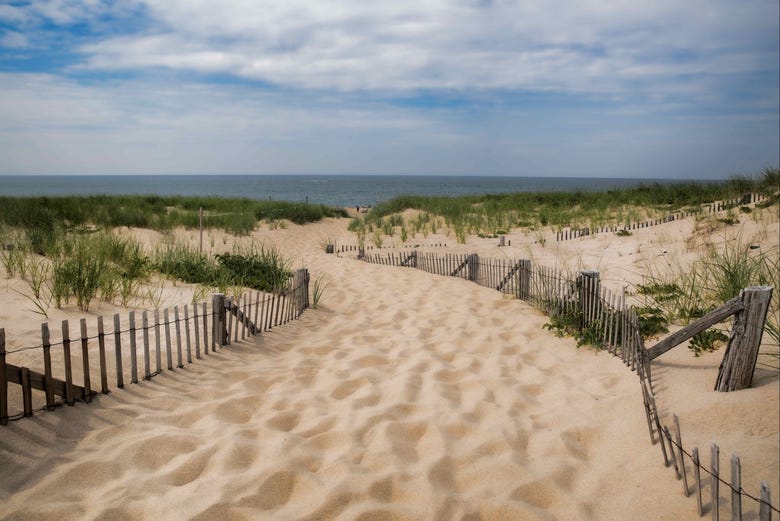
[579,270,600,330]
[213,293,227,348]
[715,286,773,392]
[467,254,480,283]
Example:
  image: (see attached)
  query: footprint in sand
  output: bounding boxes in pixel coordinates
[237,470,297,510]
[266,411,301,432]
[353,354,389,368]
[331,377,367,400]
[385,421,429,463]
[300,415,338,438]
[164,450,211,486]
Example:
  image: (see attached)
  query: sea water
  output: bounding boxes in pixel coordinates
[0,174,700,208]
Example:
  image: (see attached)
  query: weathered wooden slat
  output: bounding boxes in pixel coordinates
[193,303,201,360]
[129,311,138,384]
[62,320,74,405]
[731,455,742,521]
[164,308,173,370]
[79,318,92,402]
[226,299,234,344]
[174,306,183,368]
[647,296,743,360]
[759,482,771,521]
[712,443,720,521]
[253,292,261,333]
[142,311,151,379]
[154,309,162,373]
[184,305,192,364]
[21,366,32,417]
[97,316,108,394]
[0,329,6,425]
[201,302,208,354]
[113,314,124,388]
[42,323,55,407]
[674,414,689,496]
[693,447,704,516]
[715,286,774,392]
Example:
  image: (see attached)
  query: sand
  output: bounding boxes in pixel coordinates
[0,208,778,520]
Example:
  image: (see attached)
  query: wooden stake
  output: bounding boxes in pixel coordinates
[731,455,742,521]
[62,320,74,405]
[79,318,92,402]
[674,414,689,496]
[174,306,183,368]
[164,308,173,370]
[193,303,201,360]
[142,311,151,380]
[129,311,138,384]
[693,447,704,516]
[97,316,108,394]
[154,309,162,373]
[712,443,720,521]
[113,314,124,388]
[42,323,55,407]
[184,305,192,364]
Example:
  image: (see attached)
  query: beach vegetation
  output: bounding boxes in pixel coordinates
[346,170,777,244]
[0,195,347,238]
[688,328,729,357]
[154,242,291,293]
[311,273,328,309]
[372,229,384,248]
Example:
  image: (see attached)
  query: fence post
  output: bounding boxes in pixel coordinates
[519,260,532,300]
[212,293,227,347]
[467,254,480,283]
[578,270,600,330]
[715,286,773,392]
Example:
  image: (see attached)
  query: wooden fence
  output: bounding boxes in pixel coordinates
[556,192,771,242]
[0,269,310,423]
[358,252,778,519]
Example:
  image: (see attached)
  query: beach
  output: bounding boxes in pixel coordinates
[0,208,778,520]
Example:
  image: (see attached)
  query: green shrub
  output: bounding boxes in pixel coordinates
[689,329,729,357]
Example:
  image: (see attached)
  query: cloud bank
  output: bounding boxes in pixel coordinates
[0,0,778,177]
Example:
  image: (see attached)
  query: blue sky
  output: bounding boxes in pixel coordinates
[0,0,778,178]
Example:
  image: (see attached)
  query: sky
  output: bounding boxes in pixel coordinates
[0,1,778,179]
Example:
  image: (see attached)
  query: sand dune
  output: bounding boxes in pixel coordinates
[1,212,777,520]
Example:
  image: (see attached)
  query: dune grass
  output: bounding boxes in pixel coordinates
[0,194,348,240]
[350,168,779,242]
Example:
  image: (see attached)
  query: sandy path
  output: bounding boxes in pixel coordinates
[0,216,776,520]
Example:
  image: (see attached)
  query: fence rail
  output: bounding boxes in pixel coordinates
[0,269,310,424]
[358,251,777,519]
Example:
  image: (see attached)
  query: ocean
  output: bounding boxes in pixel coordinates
[0,174,699,208]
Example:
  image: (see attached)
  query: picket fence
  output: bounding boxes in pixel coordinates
[556,192,772,242]
[0,269,310,423]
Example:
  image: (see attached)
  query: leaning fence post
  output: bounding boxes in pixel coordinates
[715,286,773,392]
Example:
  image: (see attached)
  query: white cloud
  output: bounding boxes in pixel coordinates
[63,0,777,100]
[0,30,30,48]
